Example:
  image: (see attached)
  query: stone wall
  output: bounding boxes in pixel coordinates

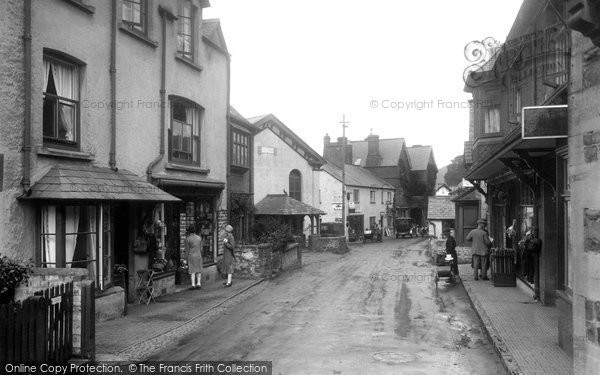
[275,243,302,273]
[311,235,349,254]
[233,243,272,279]
[14,267,93,358]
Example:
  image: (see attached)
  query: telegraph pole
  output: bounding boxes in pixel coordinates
[340,114,349,238]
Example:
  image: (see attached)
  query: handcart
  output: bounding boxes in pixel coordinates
[433,252,455,288]
[361,228,382,244]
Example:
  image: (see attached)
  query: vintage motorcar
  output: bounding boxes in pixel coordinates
[395,217,415,238]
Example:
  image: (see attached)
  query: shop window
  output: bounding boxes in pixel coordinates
[369,216,376,229]
[177,0,194,60]
[40,204,112,290]
[43,53,80,149]
[169,99,201,164]
[289,170,302,201]
[122,0,147,34]
[232,130,249,168]
[483,106,500,134]
[353,189,360,204]
[370,190,376,204]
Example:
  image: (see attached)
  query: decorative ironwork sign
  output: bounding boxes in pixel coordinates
[522,105,568,139]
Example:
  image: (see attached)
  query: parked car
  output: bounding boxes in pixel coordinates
[395,218,415,238]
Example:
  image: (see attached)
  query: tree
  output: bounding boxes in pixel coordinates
[444,155,469,187]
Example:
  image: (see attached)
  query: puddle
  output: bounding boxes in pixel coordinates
[372,351,416,364]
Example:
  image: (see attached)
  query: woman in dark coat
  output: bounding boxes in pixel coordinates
[186,225,203,289]
[223,225,235,287]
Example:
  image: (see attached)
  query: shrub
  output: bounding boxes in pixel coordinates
[253,217,294,251]
[0,254,33,305]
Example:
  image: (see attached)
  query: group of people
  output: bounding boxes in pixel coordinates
[444,218,542,284]
[185,224,236,289]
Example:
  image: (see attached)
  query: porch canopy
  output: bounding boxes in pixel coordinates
[254,194,325,235]
[20,165,180,202]
[465,127,564,182]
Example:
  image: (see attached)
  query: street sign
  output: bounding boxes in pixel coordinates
[522,105,568,139]
[332,203,342,211]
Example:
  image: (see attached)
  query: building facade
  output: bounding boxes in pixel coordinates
[0,0,230,311]
[319,163,395,235]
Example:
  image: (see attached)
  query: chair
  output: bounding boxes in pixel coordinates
[136,270,156,305]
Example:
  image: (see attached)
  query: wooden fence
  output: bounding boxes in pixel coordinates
[0,281,74,363]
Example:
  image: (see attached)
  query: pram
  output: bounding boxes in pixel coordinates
[433,252,456,288]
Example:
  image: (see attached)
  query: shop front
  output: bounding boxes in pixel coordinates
[153,175,226,286]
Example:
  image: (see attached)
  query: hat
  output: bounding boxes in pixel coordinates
[225,225,234,233]
[477,219,487,224]
[444,254,454,262]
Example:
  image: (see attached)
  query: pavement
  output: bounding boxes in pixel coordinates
[457,263,573,375]
[95,277,267,362]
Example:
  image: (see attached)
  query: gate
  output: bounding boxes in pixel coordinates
[0,296,48,362]
[35,282,74,363]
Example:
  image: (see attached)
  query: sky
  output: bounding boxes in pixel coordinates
[204,0,524,168]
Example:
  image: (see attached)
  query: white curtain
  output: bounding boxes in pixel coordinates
[51,61,78,141]
[87,206,97,284]
[43,60,51,93]
[42,206,56,268]
[64,206,80,268]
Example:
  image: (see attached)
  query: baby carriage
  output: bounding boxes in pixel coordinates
[433,252,456,288]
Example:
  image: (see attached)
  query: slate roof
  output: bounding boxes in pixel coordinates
[407,145,435,171]
[427,196,455,220]
[254,194,325,216]
[229,106,258,131]
[22,165,180,202]
[350,138,405,167]
[201,19,228,53]
[321,163,394,190]
[452,187,480,202]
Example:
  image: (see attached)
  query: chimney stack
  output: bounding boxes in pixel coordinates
[365,133,382,167]
[323,135,352,168]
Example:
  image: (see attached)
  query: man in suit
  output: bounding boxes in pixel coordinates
[466,219,492,280]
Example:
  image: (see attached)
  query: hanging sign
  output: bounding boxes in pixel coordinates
[522,105,568,139]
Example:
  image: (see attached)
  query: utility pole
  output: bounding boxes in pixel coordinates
[340,114,349,238]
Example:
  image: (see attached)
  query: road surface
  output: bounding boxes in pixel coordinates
[151,237,504,374]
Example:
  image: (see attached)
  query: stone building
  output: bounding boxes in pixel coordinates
[463,0,573,362]
[0,0,230,317]
[564,0,600,372]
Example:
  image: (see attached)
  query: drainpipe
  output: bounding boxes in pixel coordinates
[147,7,177,181]
[22,0,32,193]
[109,0,118,170]
[226,52,231,224]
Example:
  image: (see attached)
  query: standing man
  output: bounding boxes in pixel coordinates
[445,228,459,283]
[466,219,492,280]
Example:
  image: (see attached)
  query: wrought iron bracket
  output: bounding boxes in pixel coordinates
[466,179,488,204]
[499,158,538,196]
[513,150,558,199]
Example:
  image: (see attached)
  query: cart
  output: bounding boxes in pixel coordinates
[433,252,454,288]
[361,228,382,244]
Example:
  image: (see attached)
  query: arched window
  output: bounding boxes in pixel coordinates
[289,170,302,201]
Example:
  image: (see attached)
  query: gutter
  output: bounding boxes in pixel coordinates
[226,51,231,223]
[146,7,177,181]
[109,0,117,170]
[22,0,32,192]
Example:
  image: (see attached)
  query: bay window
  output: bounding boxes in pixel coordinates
[40,204,113,290]
[483,106,500,134]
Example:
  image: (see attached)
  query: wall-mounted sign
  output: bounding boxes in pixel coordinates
[332,203,342,211]
[522,105,568,139]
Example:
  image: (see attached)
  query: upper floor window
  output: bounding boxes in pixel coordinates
[483,106,500,134]
[122,0,147,34]
[387,191,392,203]
[169,100,201,164]
[232,131,249,168]
[353,189,360,204]
[43,54,80,148]
[177,0,194,60]
[289,170,302,201]
[370,190,376,204]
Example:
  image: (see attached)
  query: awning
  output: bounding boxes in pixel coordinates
[19,165,180,202]
[152,174,225,190]
[255,194,325,216]
[465,130,562,180]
